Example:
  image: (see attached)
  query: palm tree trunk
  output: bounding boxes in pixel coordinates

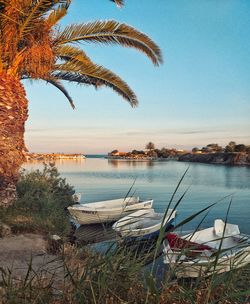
[0,73,28,207]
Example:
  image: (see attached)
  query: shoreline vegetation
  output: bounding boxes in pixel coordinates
[107,141,250,166]
[0,164,249,303]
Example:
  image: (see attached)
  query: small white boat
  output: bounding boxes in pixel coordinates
[68,197,153,225]
[112,208,176,240]
[163,219,250,278]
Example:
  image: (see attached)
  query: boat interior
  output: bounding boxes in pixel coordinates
[181,220,248,250]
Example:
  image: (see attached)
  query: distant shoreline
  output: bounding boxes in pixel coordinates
[106,152,250,166]
[25,152,250,167]
[25,153,85,161]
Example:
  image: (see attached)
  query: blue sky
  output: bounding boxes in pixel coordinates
[24,0,250,153]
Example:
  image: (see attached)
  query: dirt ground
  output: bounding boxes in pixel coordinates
[0,234,63,280]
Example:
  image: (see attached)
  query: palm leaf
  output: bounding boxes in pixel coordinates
[55,20,162,65]
[46,78,75,109]
[54,45,138,106]
[0,0,161,108]
[21,75,76,108]
[54,44,92,64]
[54,60,138,107]
[46,3,69,27]
[53,71,103,87]
[110,0,124,7]
[18,0,70,37]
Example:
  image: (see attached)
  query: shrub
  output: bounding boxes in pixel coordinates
[1,163,75,236]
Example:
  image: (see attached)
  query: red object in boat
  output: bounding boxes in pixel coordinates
[166,233,213,256]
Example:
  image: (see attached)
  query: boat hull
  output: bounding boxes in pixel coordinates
[113,209,177,239]
[164,245,250,278]
[68,198,153,225]
[69,209,135,225]
[124,219,175,242]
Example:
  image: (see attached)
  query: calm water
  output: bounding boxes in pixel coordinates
[23,157,250,234]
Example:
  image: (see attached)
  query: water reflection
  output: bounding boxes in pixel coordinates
[188,162,250,190]
[74,222,163,265]
[23,159,250,190]
[108,159,155,168]
[223,166,250,189]
[74,223,117,245]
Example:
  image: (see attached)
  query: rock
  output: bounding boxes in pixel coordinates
[0,184,17,208]
[47,234,63,254]
[51,234,61,241]
[0,223,11,237]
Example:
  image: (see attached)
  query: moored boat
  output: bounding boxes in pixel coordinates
[112,208,176,240]
[68,197,153,225]
[163,219,250,278]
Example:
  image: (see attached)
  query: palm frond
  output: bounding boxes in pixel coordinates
[110,0,124,8]
[18,0,70,37]
[46,2,70,27]
[19,0,56,35]
[54,60,138,107]
[46,78,75,109]
[0,0,161,108]
[7,49,26,75]
[52,71,103,87]
[54,44,91,64]
[55,20,162,66]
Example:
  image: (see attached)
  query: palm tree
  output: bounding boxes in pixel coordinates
[0,0,162,207]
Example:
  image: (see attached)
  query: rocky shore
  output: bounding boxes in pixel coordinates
[178,152,250,166]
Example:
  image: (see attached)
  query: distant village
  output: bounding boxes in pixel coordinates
[107,142,250,165]
[25,153,85,161]
[108,141,249,159]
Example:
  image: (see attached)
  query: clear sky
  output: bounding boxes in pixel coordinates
[24,0,250,154]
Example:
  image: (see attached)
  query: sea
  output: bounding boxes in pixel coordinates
[23,155,250,234]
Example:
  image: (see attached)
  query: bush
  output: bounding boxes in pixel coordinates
[1,163,75,236]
